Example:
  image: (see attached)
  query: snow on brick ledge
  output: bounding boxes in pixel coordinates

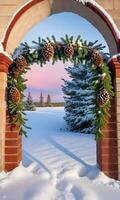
[107,53,120,64]
[0,42,13,61]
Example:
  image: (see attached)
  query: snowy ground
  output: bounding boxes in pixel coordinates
[0,107,120,200]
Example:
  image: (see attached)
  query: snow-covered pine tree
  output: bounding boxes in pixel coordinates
[25,92,36,111]
[62,62,96,134]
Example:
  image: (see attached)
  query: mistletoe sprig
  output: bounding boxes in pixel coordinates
[8,35,113,139]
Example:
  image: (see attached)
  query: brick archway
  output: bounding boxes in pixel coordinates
[2,0,120,55]
[0,0,120,180]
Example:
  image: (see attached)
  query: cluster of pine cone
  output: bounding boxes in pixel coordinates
[9,55,27,104]
[39,42,104,64]
[42,42,75,61]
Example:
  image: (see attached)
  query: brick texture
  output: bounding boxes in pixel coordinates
[97,58,120,180]
[4,111,22,172]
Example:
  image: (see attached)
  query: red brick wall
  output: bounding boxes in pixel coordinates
[5,111,22,171]
[97,98,118,179]
[97,58,120,180]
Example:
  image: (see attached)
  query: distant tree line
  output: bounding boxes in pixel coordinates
[39,92,52,107]
[24,92,64,110]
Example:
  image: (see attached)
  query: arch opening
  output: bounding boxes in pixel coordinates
[5,34,117,180]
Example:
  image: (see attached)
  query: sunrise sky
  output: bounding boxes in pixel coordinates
[22,12,109,102]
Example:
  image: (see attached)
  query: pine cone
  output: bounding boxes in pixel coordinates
[9,87,21,103]
[91,51,103,67]
[12,66,19,78]
[97,89,109,107]
[13,69,19,78]
[10,62,19,78]
[64,44,74,58]
[16,55,27,72]
[42,43,54,61]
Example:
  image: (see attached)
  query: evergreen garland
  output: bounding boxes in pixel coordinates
[8,63,31,137]
[7,35,113,139]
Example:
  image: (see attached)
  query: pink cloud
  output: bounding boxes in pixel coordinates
[25,61,72,101]
[25,61,71,89]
